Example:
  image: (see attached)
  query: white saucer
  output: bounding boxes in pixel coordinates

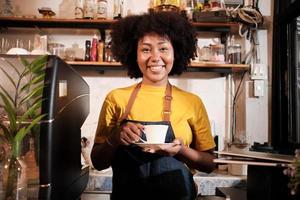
[135,143,174,151]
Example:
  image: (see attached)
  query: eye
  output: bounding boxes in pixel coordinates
[141,48,150,53]
[160,47,169,52]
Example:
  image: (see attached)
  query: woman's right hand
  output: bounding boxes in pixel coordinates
[111,122,144,146]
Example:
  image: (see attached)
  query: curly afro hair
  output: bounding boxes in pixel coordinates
[111,11,197,78]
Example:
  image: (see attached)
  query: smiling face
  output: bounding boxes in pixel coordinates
[137,33,174,86]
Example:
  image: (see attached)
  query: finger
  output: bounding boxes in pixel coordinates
[135,123,145,132]
[123,126,139,142]
[124,124,143,142]
[173,138,183,145]
[129,125,143,140]
[120,130,134,144]
[131,123,145,141]
[126,122,144,133]
[120,138,131,146]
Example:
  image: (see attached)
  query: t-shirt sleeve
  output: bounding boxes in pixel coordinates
[94,93,119,144]
[190,97,216,151]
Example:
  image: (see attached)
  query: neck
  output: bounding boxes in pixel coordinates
[141,79,168,87]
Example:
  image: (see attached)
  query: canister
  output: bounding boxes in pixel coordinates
[210,44,225,62]
[228,44,241,64]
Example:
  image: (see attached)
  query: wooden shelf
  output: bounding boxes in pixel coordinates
[66,61,249,73]
[189,62,249,73]
[67,61,121,66]
[191,21,239,33]
[66,61,125,71]
[0,17,238,32]
[0,17,247,73]
[0,17,115,29]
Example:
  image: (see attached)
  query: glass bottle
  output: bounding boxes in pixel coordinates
[90,34,98,62]
[84,40,91,61]
[105,42,113,62]
[97,37,104,62]
[104,30,113,62]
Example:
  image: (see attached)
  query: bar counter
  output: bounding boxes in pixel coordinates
[84,168,246,196]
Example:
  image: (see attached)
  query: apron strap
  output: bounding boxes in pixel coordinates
[120,82,173,122]
[120,83,142,121]
[163,82,172,121]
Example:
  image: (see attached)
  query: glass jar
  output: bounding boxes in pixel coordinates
[84,0,95,19]
[96,0,107,19]
[75,0,84,19]
[48,43,65,59]
[228,44,241,64]
[199,46,211,61]
[210,44,225,62]
[113,0,123,19]
[0,0,14,17]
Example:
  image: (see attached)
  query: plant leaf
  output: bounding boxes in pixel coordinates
[1,57,21,76]
[29,55,47,74]
[19,73,44,95]
[0,93,16,132]
[26,114,46,132]
[22,55,47,77]
[31,73,45,85]
[19,98,44,122]
[0,66,17,89]
[14,114,45,143]
[0,84,14,104]
[13,127,25,156]
[19,84,44,106]
[14,126,26,144]
[30,84,44,99]
[20,82,32,94]
[20,57,30,68]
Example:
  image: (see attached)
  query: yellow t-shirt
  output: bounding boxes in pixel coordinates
[94,83,216,151]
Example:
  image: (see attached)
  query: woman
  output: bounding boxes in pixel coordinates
[91,11,216,200]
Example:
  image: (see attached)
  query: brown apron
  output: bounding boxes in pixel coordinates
[111,82,196,200]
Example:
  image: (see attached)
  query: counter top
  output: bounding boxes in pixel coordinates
[3,168,245,199]
[85,168,246,196]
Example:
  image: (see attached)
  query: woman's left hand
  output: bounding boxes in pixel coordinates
[142,138,183,156]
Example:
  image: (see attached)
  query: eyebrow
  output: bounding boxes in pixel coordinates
[140,41,169,46]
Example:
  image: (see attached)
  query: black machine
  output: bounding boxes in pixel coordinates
[39,55,90,199]
[0,55,90,199]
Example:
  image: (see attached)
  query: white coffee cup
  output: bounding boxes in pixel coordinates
[143,124,169,143]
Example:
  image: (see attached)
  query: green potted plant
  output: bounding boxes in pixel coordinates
[0,55,47,199]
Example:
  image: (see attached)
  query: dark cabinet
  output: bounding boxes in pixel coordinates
[272,0,300,154]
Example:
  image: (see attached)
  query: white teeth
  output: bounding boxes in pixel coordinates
[149,66,163,72]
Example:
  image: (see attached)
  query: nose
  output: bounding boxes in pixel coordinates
[149,49,161,63]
